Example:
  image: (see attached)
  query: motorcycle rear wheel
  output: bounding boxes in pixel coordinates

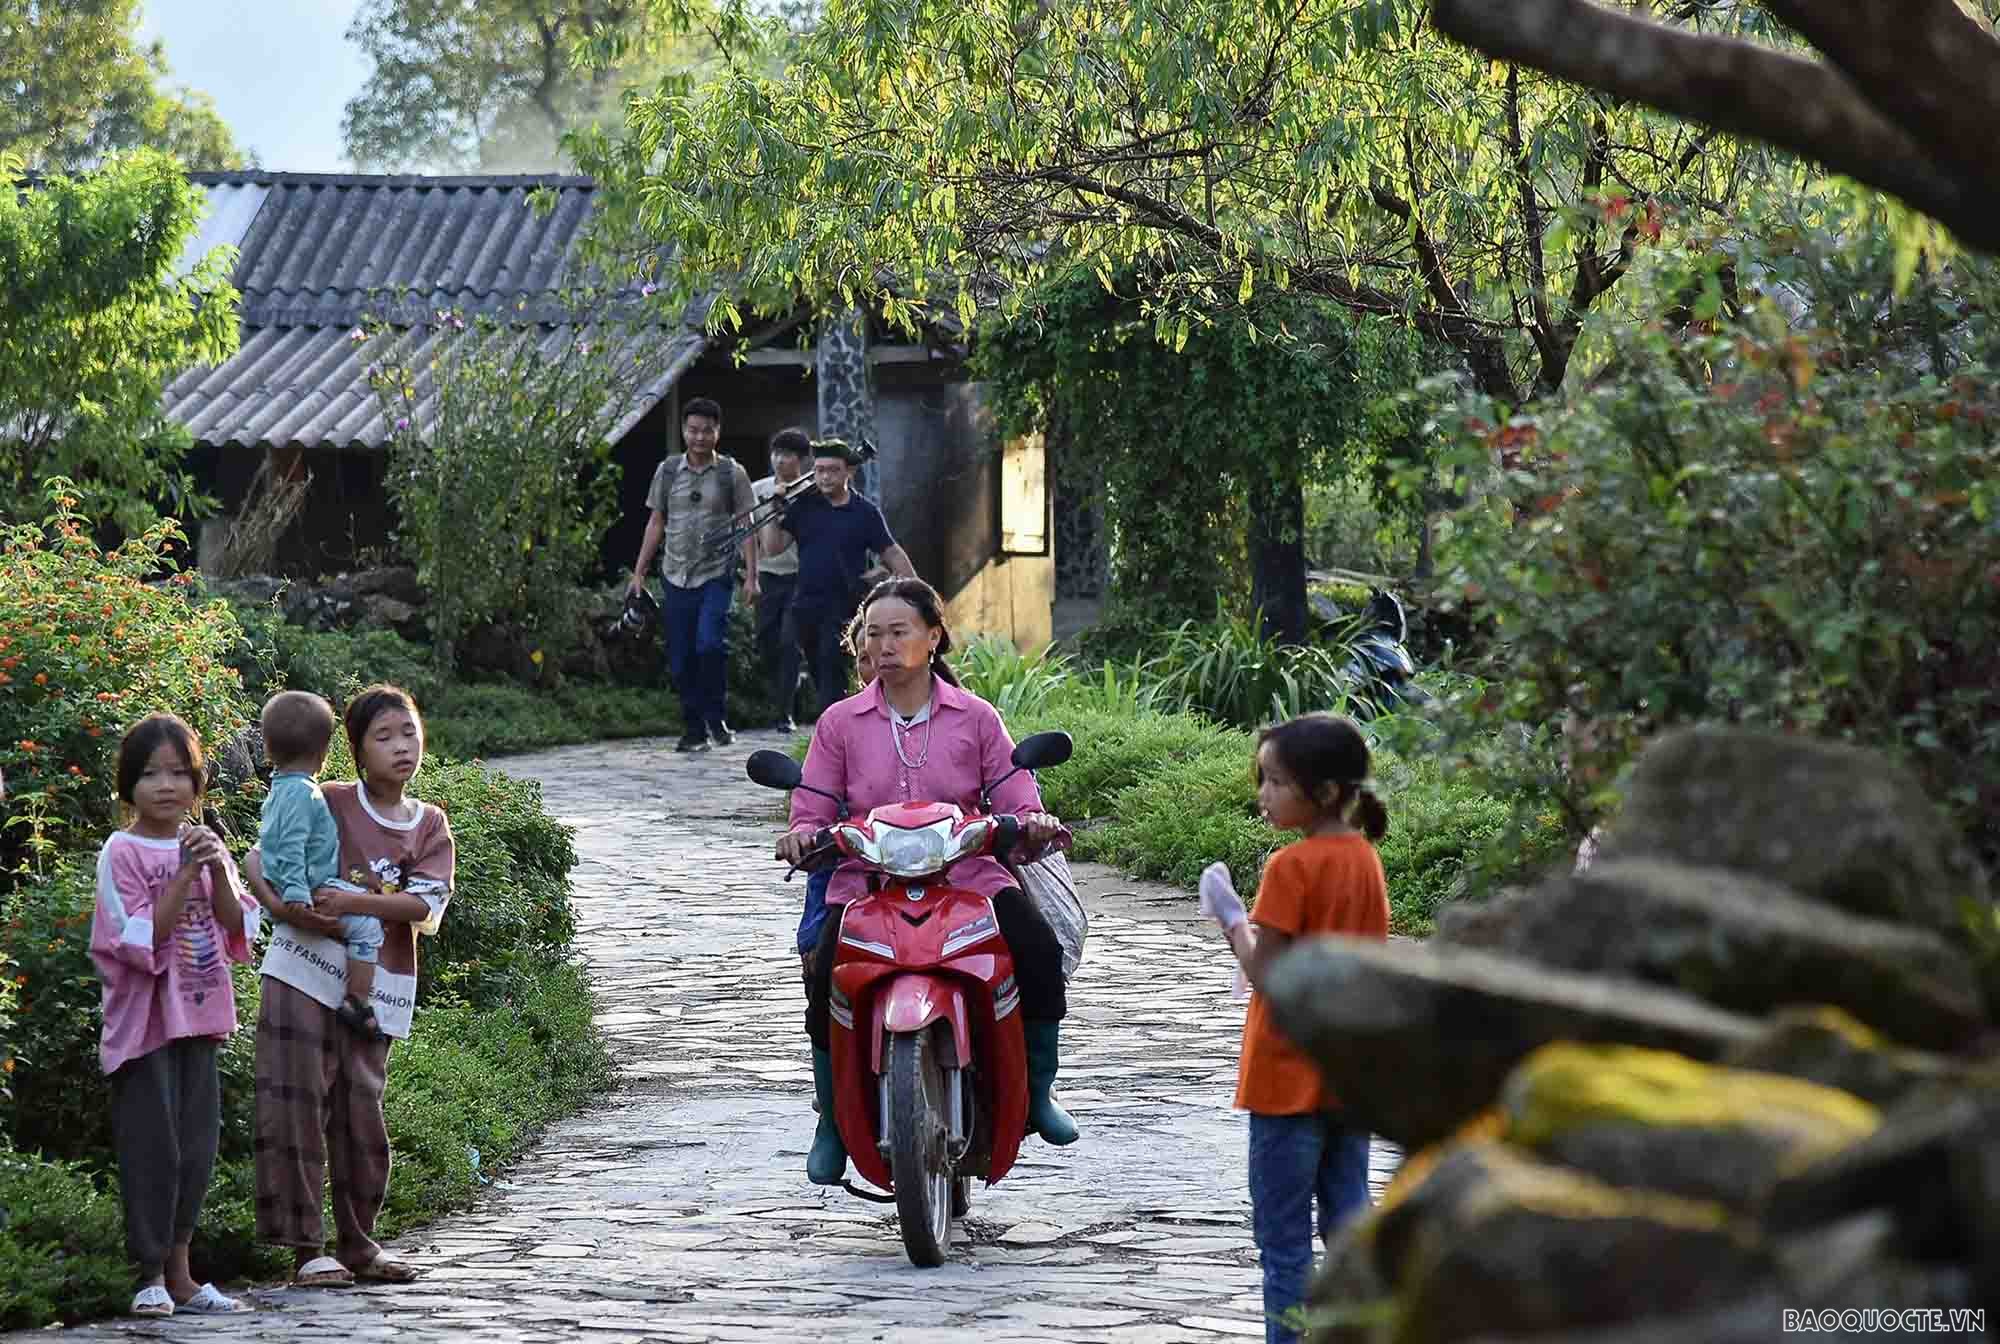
[888,1029,952,1266]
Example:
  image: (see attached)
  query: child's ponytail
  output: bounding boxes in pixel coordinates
[1352,786,1389,842]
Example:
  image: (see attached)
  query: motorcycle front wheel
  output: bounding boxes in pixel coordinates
[888,1028,952,1266]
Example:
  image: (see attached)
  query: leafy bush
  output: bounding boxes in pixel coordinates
[1432,208,2000,872]
[367,312,648,673]
[0,1150,132,1330]
[379,963,609,1230]
[224,597,446,710]
[0,483,249,873]
[417,760,578,1001]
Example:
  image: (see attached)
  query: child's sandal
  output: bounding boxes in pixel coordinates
[336,994,385,1040]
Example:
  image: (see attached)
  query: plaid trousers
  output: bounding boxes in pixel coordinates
[253,978,393,1262]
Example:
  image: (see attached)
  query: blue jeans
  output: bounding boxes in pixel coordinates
[1248,1111,1372,1344]
[660,575,734,729]
[796,868,832,957]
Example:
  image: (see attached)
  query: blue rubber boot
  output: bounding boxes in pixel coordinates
[1024,1020,1079,1146]
[808,1047,848,1184]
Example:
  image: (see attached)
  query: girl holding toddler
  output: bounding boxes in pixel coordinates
[243,683,454,1288]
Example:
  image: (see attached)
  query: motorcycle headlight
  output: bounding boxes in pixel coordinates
[872,819,955,877]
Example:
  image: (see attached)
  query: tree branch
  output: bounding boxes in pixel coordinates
[1758,0,2000,189]
[1429,0,2000,252]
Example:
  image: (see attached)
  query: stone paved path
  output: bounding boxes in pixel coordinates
[44,733,1399,1342]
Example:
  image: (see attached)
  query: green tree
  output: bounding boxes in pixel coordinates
[343,0,722,172]
[1,0,245,171]
[0,150,240,536]
[589,0,1793,402]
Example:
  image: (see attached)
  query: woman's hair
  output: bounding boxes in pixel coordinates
[858,578,961,688]
[344,684,424,775]
[115,712,206,805]
[1256,713,1389,841]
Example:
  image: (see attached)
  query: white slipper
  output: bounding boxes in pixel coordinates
[130,1285,174,1317]
[178,1283,250,1314]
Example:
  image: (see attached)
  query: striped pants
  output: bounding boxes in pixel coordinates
[253,978,393,1263]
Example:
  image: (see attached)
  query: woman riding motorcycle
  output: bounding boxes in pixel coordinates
[780,577,1077,1185]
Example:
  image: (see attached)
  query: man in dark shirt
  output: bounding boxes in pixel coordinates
[760,440,915,713]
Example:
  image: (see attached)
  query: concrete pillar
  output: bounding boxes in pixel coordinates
[814,310,879,498]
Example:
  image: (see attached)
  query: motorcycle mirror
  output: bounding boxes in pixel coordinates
[745,749,804,791]
[1010,731,1073,771]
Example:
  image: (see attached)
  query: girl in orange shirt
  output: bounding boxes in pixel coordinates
[1198,713,1391,1344]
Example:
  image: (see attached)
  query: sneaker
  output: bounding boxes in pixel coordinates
[676,729,711,753]
[708,719,735,746]
[772,716,797,735]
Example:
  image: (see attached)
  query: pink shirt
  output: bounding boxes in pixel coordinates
[789,675,1045,907]
[90,831,260,1075]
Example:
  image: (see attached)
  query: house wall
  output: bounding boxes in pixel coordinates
[944,551,1056,653]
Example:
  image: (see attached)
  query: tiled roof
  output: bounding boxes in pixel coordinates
[164,321,704,452]
[162,172,702,450]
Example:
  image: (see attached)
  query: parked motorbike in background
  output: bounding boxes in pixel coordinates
[1333,589,1428,718]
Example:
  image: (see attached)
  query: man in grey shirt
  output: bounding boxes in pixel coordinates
[626,397,758,752]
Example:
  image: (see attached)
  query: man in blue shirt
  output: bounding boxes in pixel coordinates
[760,440,915,713]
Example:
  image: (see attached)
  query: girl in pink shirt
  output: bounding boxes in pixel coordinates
[88,713,258,1317]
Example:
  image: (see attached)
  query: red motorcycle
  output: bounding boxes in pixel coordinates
[747,731,1072,1267]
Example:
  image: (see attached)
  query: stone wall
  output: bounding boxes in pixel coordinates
[1268,728,1998,1343]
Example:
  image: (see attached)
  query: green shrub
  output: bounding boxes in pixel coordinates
[1432,208,2000,873]
[367,312,646,674]
[0,1150,133,1329]
[417,760,578,1003]
[0,484,250,873]
[423,681,683,759]
[224,598,446,710]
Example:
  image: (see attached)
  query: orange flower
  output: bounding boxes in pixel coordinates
[32,672,46,686]
[2,1059,13,1075]
[17,740,36,752]
[0,673,10,686]
[67,764,83,776]
[96,691,116,701]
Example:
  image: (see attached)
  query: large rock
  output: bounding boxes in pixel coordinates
[1432,860,1988,1051]
[1721,1008,1962,1110]
[1766,1090,2000,1263]
[1600,728,1988,936]
[1497,1043,1879,1211]
[1370,1145,1771,1343]
[1261,939,1762,1150]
